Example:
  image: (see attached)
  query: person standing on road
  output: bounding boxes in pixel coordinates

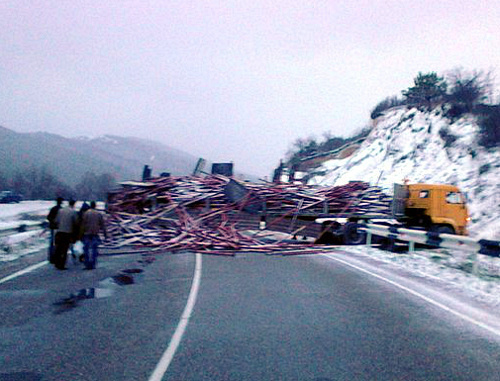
[82,201,107,270]
[54,199,78,270]
[79,201,90,220]
[47,197,63,264]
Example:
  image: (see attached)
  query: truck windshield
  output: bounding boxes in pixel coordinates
[445,192,463,204]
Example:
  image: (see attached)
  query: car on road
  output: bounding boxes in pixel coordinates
[0,191,23,203]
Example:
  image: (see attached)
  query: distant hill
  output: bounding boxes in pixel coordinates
[0,126,199,186]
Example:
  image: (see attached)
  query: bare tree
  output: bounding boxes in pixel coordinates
[446,68,494,112]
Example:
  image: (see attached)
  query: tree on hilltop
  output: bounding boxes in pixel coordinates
[446,68,493,113]
[402,72,447,109]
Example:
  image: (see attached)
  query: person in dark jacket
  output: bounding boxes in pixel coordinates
[54,199,78,270]
[79,201,90,219]
[47,197,63,263]
[82,201,107,270]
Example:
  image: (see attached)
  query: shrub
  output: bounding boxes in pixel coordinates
[444,103,468,121]
[319,136,346,152]
[478,106,500,148]
[370,96,405,119]
[283,124,374,173]
[285,137,320,167]
[439,127,457,147]
[479,164,490,174]
[446,69,492,113]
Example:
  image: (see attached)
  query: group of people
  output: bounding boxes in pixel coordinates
[47,197,107,270]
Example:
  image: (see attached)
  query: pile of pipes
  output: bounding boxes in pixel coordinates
[104,175,392,255]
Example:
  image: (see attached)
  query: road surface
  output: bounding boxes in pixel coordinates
[0,248,499,380]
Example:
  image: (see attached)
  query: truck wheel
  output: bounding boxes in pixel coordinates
[343,222,366,245]
[433,225,455,235]
[379,237,396,252]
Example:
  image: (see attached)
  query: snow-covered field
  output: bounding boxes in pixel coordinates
[0,200,52,230]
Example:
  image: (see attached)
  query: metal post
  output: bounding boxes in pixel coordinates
[409,241,415,252]
[366,231,372,246]
[471,252,479,275]
[260,202,267,230]
[289,199,303,233]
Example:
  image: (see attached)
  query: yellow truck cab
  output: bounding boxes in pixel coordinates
[404,184,469,235]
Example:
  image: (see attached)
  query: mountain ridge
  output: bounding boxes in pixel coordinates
[0,126,200,186]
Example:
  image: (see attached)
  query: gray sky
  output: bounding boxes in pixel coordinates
[1,1,499,178]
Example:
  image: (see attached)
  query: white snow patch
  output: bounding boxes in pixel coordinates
[0,230,48,262]
[345,245,500,308]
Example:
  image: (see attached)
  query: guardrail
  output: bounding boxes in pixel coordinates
[0,221,46,238]
[362,223,500,274]
[363,223,500,257]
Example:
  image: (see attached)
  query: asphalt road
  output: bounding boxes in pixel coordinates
[0,249,499,380]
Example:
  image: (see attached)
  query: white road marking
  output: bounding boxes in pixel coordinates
[322,253,500,338]
[149,253,202,381]
[0,261,48,285]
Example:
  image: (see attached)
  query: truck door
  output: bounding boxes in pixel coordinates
[436,190,469,234]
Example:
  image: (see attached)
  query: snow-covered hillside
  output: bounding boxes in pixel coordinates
[310,107,500,240]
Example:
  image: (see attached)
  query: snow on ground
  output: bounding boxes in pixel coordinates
[0,201,53,230]
[0,201,52,262]
[0,201,101,262]
[344,245,500,308]
[0,230,48,262]
[303,106,500,308]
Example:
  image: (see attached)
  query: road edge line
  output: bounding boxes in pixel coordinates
[0,261,48,285]
[148,253,202,381]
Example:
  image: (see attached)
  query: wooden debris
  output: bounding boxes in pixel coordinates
[104,175,392,254]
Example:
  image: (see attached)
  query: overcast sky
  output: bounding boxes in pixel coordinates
[1,1,499,178]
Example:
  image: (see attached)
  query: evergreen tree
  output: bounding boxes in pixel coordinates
[402,72,447,109]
